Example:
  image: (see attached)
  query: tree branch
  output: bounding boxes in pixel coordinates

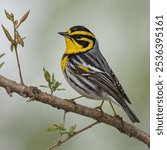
[0,75,150,147]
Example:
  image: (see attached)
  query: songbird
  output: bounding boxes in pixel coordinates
[59,25,140,123]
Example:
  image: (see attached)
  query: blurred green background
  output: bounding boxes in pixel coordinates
[0,0,149,150]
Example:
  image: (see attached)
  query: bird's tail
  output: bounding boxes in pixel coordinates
[121,102,140,123]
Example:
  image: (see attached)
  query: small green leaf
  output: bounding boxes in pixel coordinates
[1,25,14,44]
[48,82,52,90]
[57,88,65,91]
[48,124,67,133]
[40,85,48,88]
[48,124,59,132]
[0,53,5,59]
[11,13,14,21]
[16,31,24,47]
[4,10,14,22]
[53,81,62,91]
[0,53,5,69]
[68,124,76,136]
[41,67,64,94]
[56,81,61,87]
[52,73,55,83]
[43,67,51,83]
[10,43,15,52]
[19,10,30,25]
[0,62,5,69]
[52,82,60,92]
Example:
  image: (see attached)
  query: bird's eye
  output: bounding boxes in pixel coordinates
[75,35,82,39]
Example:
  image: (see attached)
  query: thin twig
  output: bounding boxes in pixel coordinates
[48,121,99,150]
[13,21,24,85]
[14,47,24,84]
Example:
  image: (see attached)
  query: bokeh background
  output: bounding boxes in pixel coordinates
[0,0,149,150]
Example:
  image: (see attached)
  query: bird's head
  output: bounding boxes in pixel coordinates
[59,25,96,54]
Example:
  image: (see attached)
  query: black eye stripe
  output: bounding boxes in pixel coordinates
[72,34,82,39]
[76,40,89,48]
[71,34,95,48]
[72,34,95,41]
[69,31,96,49]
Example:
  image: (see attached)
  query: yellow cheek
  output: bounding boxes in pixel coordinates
[65,38,82,54]
[64,37,94,54]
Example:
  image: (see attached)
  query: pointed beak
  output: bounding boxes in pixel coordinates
[58,32,68,37]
